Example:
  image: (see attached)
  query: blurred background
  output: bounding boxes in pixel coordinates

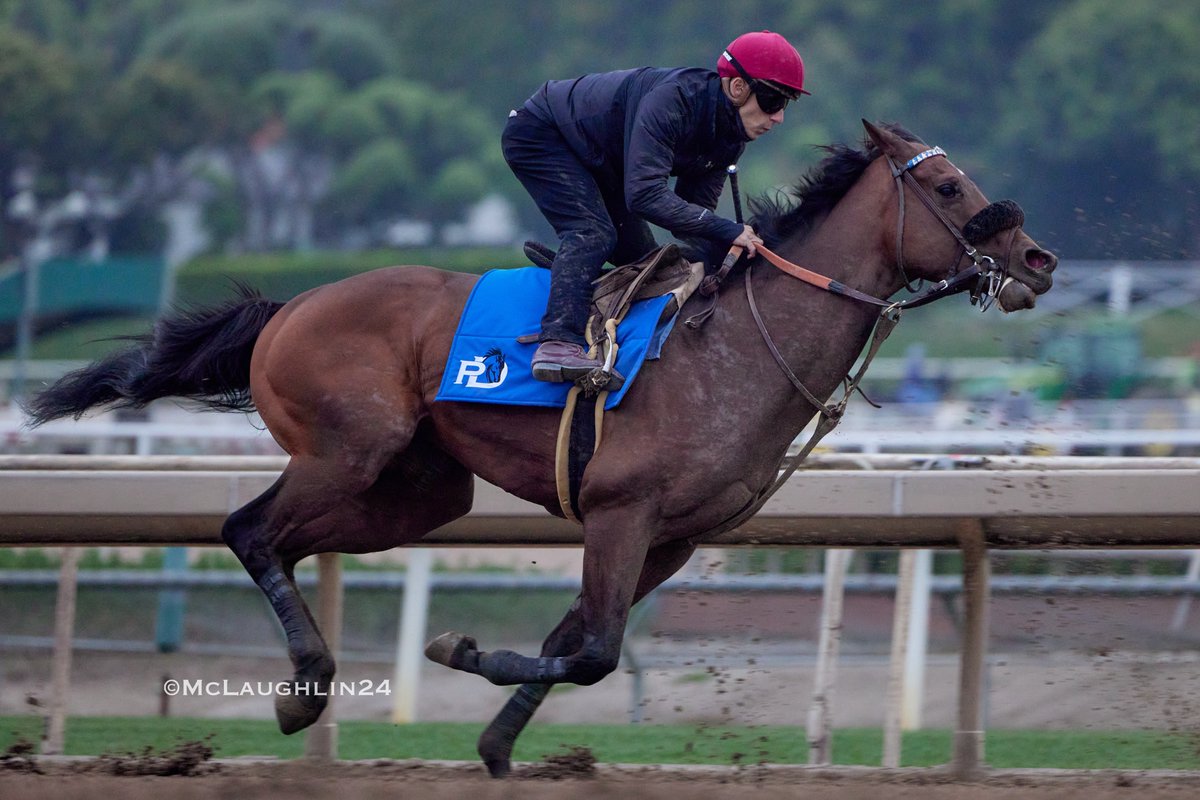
[2,0,1200,741]
[0,0,1197,436]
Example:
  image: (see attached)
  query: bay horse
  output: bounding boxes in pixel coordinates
[24,121,1055,775]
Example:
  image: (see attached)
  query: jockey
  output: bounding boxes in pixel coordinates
[503,30,809,382]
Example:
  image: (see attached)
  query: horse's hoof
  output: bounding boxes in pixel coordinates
[425,631,477,670]
[483,757,512,779]
[478,730,513,778]
[274,684,328,735]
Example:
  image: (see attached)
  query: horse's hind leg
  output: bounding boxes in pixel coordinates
[222,466,343,734]
[224,438,472,735]
[475,539,697,777]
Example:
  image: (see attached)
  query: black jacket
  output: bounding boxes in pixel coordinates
[523,67,747,244]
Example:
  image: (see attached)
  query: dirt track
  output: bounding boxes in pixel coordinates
[5,759,1200,800]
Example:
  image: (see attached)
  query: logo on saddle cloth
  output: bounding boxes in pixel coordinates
[454,346,508,389]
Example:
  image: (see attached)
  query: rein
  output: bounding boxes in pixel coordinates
[754,243,986,311]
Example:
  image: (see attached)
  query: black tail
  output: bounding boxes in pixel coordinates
[22,285,285,427]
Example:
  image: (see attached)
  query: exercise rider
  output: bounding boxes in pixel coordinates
[502,30,810,382]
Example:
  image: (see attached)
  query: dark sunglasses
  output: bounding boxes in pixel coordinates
[723,50,800,115]
[749,81,793,114]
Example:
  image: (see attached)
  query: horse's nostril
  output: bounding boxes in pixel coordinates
[1025,249,1056,272]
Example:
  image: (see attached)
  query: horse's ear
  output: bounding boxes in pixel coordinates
[862,119,903,158]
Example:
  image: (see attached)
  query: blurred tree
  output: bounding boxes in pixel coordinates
[2,0,1196,258]
[234,70,339,250]
[140,1,291,91]
[296,11,400,89]
[318,78,505,232]
[328,138,417,226]
[2,2,240,255]
[0,27,73,170]
[0,27,75,256]
[140,2,400,93]
[1002,0,1200,257]
[105,60,227,166]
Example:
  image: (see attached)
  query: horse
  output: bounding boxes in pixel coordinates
[23,120,1056,776]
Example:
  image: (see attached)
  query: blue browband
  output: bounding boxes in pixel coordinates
[903,146,946,172]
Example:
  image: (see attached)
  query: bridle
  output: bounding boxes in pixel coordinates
[692,144,1029,537]
[884,146,1021,312]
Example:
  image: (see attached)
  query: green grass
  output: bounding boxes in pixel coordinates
[2,716,1199,769]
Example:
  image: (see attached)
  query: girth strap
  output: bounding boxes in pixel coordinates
[553,385,607,524]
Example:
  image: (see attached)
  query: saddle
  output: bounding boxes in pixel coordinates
[522,241,705,523]
[521,241,705,393]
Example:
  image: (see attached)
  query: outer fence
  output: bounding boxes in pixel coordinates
[2,454,1200,776]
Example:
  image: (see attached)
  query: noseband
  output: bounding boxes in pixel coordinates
[887,147,1024,311]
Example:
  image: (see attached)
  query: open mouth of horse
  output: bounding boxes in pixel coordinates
[998,246,1057,311]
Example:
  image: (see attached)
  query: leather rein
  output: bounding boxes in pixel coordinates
[696,146,1022,537]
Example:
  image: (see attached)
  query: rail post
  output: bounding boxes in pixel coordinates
[807,548,851,764]
[392,547,434,723]
[154,546,188,652]
[882,548,916,767]
[953,519,990,778]
[303,552,343,761]
[43,547,80,755]
[902,548,933,729]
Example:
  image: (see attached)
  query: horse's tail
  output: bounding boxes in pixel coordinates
[22,285,285,427]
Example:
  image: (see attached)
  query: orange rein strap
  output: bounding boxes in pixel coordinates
[754,245,894,308]
[754,244,984,312]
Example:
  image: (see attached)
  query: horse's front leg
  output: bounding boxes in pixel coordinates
[474,538,697,777]
[426,506,653,686]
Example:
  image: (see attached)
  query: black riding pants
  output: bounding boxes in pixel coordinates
[502,109,658,346]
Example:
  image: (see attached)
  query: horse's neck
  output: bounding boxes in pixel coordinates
[745,266,880,396]
[729,197,901,431]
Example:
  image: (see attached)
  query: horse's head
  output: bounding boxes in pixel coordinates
[862,120,1056,312]
[482,347,506,383]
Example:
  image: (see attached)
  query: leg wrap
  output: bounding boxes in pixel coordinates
[477,650,569,685]
[259,566,327,671]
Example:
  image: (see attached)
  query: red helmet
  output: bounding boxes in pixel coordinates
[717,30,810,96]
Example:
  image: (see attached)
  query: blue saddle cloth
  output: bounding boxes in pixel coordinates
[435,267,676,409]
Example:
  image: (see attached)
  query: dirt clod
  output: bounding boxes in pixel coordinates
[87,737,217,777]
[520,745,597,780]
[1,739,42,774]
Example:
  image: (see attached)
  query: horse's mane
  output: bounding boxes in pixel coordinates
[748,123,926,251]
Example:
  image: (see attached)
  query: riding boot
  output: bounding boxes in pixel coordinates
[531,341,604,383]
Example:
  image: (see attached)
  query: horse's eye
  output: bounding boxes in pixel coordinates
[936,183,958,198]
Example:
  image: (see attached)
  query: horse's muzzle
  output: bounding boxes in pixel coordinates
[998,242,1057,311]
